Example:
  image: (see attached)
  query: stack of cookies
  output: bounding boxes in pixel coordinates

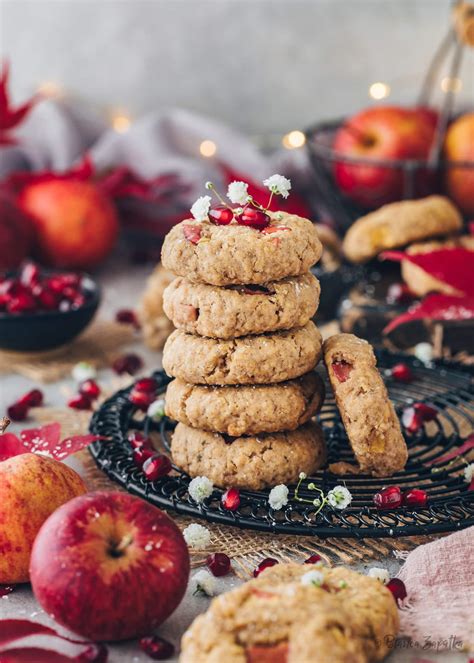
[160,210,327,490]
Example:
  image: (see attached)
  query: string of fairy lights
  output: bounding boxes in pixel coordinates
[36,76,464,156]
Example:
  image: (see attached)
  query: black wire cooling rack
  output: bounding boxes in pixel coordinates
[89,351,474,538]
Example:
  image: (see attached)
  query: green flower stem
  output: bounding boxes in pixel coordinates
[206,182,234,210]
[294,476,327,517]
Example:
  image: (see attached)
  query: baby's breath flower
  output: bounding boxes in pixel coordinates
[464,463,474,484]
[367,567,390,584]
[188,476,214,503]
[299,472,307,480]
[147,398,165,421]
[263,174,292,199]
[414,342,434,365]
[227,181,249,205]
[268,484,289,510]
[313,498,321,507]
[183,523,211,550]
[205,181,213,190]
[72,361,97,383]
[301,570,324,587]
[190,195,211,221]
[193,570,216,596]
[339,580,348,589]
[327,485,352,510]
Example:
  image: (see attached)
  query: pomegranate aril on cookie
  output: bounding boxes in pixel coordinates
[206,552,231,577]
[237,205,270,230]
[209,205,234,225]
[253,557,279,577]
[373,486,402,509]
[332,360,353,383]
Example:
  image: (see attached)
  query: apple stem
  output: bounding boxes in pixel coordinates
[0,417,10,434]
[339,123,373,146]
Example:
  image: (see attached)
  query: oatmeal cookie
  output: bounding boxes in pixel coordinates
[138,265,175,350]
[323,333,407,477]
[161,212,322,285]
[171,422,326,490]
[165,372,325,436]
[163,273,320,339]
[343,196,463,264]
[181,563,399,663]
[163,322,322,385]
[402,235,474,297]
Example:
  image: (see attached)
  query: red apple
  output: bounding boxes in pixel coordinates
[444,112,474,215]
[333,106,436,208]
[0,189,34,270]
[18,180,119,269]
[30,491,190,641]
[0,453,86,583]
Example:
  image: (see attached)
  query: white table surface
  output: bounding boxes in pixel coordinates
[0,257,468,662]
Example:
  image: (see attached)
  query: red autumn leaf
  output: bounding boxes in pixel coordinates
[0,423,106,461]
[6,156,94,195]
[220,164,313,219]
[383,294,474,335]
[99,167,189,202]
[426,434,474,466]
[0,648,83,662]
[0,62,38,145]
[382,248,474,297]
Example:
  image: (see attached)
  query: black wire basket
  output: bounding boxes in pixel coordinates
[89,352,474,539]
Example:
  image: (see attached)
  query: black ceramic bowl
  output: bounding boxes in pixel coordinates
[0,275,100,352]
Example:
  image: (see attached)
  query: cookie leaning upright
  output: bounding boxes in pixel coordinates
[323,333,407,477]
[161,175,327,490]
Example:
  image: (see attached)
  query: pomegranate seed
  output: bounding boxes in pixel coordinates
[80,379,101,400]
[403,488,428,508]
[0,294,8,310]
[401,407,424,434]
[139,635,174,660]
[0,585,14,597]
[209,205,234,226]
[386,283,414,305]
[386,578,407,602]
[129,388,155,410]
[78,644,108,663]
[373,486,402,510]
[20,262,40,286]
[134,377,158,393]
[7,402,28,421]
[112,353,143,375]
[253,557,278,577]
[221,487,240,511]
[116,308,140,328]
[413,402,438,421]
[391,363,414,383]
[133,447,155,468]
[237,205,270,230]
[7,292,37,313]
[68,394,92,410]
[71,294,86,309]
[19,389,44,407]
[206,552,231,577]
[128,431,153,450]
[304,554,322,564]
[34,286,59,310]
[182,224,202,244]
[142,454,172,481]
[332,360,353,383]
[48,274,81,293]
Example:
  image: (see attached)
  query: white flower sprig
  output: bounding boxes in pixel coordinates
[192,570,216,597]
[464,463,474,484]
[268,484,289,510]
[300,570,324,587]
[188,476,214,503]
[183,523,211,550]
[263,174,292,199]
[190,195,212,221]
[72,361,97,383]
[367,567,390,584]
[227,181,249,205]
[294,475,352,517]
[147,398,165,421]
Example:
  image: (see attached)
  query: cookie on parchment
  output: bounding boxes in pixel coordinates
[171,422,326,491]
[323,333,407,477]
[162,322,322,385]
[343,195,462,264]
[163,273,320,339]
[180,563,399,663]
[161,212,322,286]
[165,372,325,436]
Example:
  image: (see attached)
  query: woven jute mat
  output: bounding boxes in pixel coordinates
[33,407,442,579]
[0,320,136,383]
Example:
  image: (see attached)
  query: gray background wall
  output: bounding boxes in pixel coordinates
[0,0,472,137]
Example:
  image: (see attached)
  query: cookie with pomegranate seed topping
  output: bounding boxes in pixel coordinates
[161,212,322,286]
[171,421,326,491]
[181,562,399,663]
[163,322,322,385]
[165,372,325,436]
[163,273,320,339]
[323,333,407,477]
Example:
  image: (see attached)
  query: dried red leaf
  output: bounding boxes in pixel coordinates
[382,248,474,297]
[426,435,474,466]
[99,168,187,203]
[221,164,312,218]
[0,62,38,144]
[384,294,474,335]
[0,423,105,461]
